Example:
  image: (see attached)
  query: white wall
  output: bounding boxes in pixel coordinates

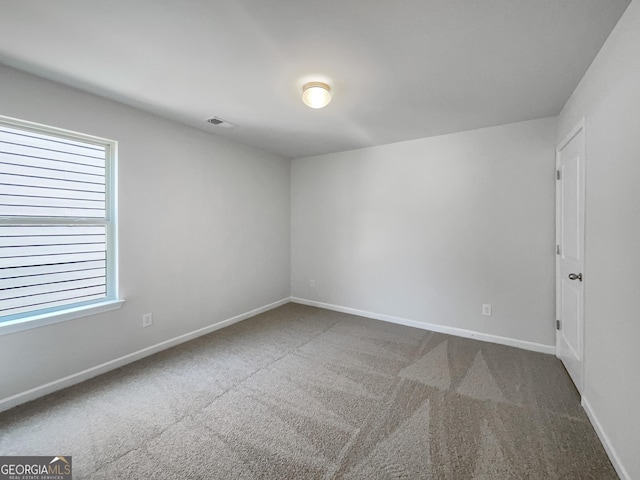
[0,65,291,402]
[558,1,640,477]
[291,117,557,349]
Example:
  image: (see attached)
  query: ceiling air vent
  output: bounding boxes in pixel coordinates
[206,116,235,128]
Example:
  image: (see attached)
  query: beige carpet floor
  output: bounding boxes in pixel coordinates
[0,303,617,479]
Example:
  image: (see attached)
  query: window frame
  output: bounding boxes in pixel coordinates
[0,115,123,335]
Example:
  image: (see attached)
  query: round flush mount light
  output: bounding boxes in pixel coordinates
[301,82,331,109]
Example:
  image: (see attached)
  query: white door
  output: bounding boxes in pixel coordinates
[556,120,585,393]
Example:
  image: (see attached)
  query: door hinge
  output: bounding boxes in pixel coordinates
[556,320,561,330]
[556,244,561,255]
[556,170,561,180]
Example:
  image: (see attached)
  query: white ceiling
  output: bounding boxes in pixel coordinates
[0,0,630,159]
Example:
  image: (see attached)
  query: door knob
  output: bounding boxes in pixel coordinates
[568,273,583,281]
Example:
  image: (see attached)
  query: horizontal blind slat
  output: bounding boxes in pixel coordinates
[0,205,105,218]
[0,162,105,186]
[0,140,105,168]
[0,260,106,280]
[0,268,105,289]
[1,294,107,318]
[0,172,105,193]
[0,193,104,210]
[0,128,105,159]
[0,125,105,151]
[0,289,106,315]
[0,234,105,247]
[0,151,105,177]
[0,277,106,301]
[1,184,105,202]
[0,225,105,237]
[1,251,106,269]
[0,242,105,258]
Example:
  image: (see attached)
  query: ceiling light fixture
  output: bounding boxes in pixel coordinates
[301,82,331,109]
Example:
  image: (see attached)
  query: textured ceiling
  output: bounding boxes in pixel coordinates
[0,0,631,158]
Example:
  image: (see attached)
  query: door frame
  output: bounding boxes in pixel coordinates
[555,117,586,394]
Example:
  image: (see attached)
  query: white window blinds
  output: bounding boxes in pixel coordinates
[0,119,116,322]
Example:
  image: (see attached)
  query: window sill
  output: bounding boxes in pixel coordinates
[0,299,125,336]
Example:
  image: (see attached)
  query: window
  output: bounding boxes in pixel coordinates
[0,116,121,333]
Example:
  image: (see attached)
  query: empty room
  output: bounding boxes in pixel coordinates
[0,1,639,479]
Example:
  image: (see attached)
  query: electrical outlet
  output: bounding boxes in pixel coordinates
[142,312,153,327]
[482,304,492,316]
[310,279,315,287]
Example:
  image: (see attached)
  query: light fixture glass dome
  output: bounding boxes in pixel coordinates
[302,82,331,109]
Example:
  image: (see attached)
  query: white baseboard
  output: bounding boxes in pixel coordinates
[0,297,290,413]
[582,396,630,480]
[290,297,556,355]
